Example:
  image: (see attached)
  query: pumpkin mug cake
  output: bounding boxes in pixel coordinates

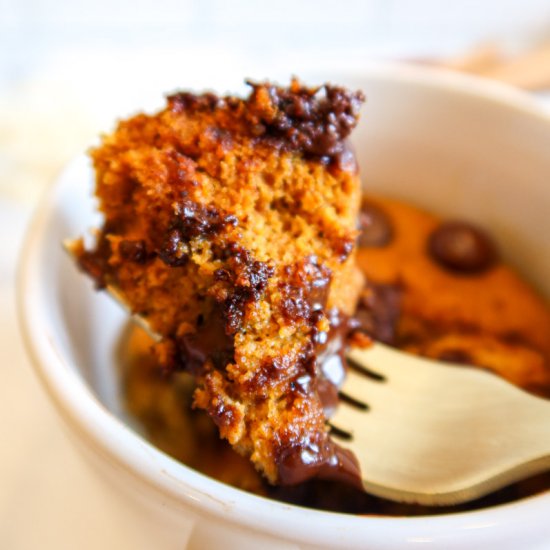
[71,79,550,513]
[71,79,368,487]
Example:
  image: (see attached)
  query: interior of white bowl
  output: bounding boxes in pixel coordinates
[19,65,550,548]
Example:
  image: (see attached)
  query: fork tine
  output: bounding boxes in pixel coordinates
[347,344,443,382]
[347,346,399,380]
[339,367,392,408]
[335,343,550,505]
[63,239,162,342]
[346,354,386,382]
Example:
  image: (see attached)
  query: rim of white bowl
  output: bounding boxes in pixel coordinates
[17,62,550,547]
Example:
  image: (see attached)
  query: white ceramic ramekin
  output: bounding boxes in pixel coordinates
[18,64,550,549]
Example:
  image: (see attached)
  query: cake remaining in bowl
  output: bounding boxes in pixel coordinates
[120,194,550,515]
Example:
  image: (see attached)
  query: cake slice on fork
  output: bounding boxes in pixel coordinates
[72,79,366,486]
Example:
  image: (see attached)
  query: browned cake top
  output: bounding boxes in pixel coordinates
[168,78,364,166]
[76,79,366,486]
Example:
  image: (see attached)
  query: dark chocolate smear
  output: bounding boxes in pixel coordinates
[176,308,235,373]
[158,199,238,267]
[277,438,362,489]
[436,348,474,365]
[118,239,153,264]
[353,283,402,345]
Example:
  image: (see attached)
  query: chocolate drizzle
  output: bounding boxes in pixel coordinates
[272,257,365,487]
[159,199,238,267]
[177,308,235,373]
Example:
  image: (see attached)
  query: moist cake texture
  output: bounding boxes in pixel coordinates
[357,197,550,396]
[74,79,366,485]
[122,195,550,515]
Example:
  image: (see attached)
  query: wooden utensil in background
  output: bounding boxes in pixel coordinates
[433,42,550,91]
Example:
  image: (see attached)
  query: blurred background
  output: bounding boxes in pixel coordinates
[1,1,550,548]
[2,0,550,205]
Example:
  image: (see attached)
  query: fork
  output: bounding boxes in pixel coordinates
[64,243,550,506]
[331,343,550,506]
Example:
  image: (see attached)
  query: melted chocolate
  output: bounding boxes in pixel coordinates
[288,314,349,418]
[354,283,402,345]
[173,244,275,373]
[213,244,275,334]
[168,91,223,113]
[118,239,152,263]
[246,80,364,165]
[313,378,340,416]
[277,438,362,489]
[280,257,333,329]
[170,79,364,168]
[274,262,362,486]
[428,220,498,274]
[358,201,394,247]
[177,308,235,373]
[158,200,238,267]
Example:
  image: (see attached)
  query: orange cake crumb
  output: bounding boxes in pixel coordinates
[356,196,550,396]
[74,79,366,485]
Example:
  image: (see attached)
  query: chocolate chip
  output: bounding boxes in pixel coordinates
[119,239,148,263]
[428,221,497,274]
[158,228,189,267]
[353,283,401,345]
[245,79,364,164]
[357,202,393,247]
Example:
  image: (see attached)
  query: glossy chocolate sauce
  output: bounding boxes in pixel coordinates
[277,438,362,490]
[274,259,365,487]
